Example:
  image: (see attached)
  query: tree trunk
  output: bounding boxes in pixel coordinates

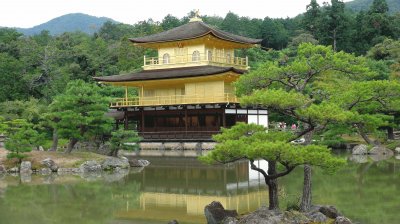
[333,29,337,52]
[49,129,58,152]
[300,164,312,212]
[387,127,394,140]
[300,123,314,212]
[266,161,279,210]
[358,127,374,145]
[65,138,78,154]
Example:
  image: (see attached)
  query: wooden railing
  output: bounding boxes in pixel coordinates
[110,93,238,107]
[139,131,221,141]
[143,53,248,70]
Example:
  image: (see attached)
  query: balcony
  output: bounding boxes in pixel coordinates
[143,53,248,70]
[110,93,238,108]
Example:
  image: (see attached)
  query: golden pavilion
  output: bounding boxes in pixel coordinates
[94,15,268,141]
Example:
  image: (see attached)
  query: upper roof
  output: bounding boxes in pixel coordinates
[94,65,245,82]
[129,21,262,45]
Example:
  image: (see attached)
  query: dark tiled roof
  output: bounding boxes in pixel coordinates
[129,21,262,44]
[94,66,245,82]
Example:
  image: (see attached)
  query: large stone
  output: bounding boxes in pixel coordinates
[57,168,82,174]
[20,161,32,174]
[222,217,238,224]
[164,142,183,150]
[80,160,102,172]
[139,142,164,150]
[318,205,341,219]
[335,216,352,224]
[8,167,19,173]
[306,211,327,223]
[129,158,150,167]
[167,220,179,224]
[204,201,238,224]
[395,147,400,154]
[102,156,130,170]
[369,146,394,156]
[352,144,368,155]
[238,206,282,224]
[202,142,217,150]
[41,158,58,172]
[20,173,31,183]
[282,210,310,224]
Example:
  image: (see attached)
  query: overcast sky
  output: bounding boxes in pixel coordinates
[1,0,352,28]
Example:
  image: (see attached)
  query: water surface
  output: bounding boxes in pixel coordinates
[0,154,399,224]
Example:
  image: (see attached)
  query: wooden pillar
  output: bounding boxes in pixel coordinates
[222,108,226,128]
[125,86,128,105]
[185,107,188,134]
[124,110,128,130]
[141,109,145,132]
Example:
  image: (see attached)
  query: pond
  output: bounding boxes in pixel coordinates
[0,153,399,224]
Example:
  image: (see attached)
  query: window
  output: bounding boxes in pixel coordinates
[226,52,231,63]
[192,50,200,62]
[208,50,213,61]
[163,53,170,64]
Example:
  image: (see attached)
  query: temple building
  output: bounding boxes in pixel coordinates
[94,14,268,141]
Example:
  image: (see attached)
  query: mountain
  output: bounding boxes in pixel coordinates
[346,0,400,14]
[16,13,116,36]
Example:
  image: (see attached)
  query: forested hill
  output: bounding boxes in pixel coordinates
[16,13,116,36]
[346,0,400,13]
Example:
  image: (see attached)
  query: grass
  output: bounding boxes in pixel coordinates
[0,148,109,169]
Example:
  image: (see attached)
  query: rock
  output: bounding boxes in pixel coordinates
[370,153,392,161]
[57,168,82,174]
[369,146,394,156]
[319,205,341,219]
[306,211,327,223]
[38,146,44,151]
[396,155,400,160]
[395,147,400,154]
[39,168,52,175]
[80,160,102,173]
[167,220,179,224]
[335,216,352,224]
[20,161,32,174]
[8,167,19,173]
[352,144,368,155]
[129,158,150,167]
[349,155,368,163]
[102,156,130,170]
[103,169,129,182]
[0,165,5,174]
[164,142,183,150]
[282,210,310,224]
[41,158,58,172]
[239,206,282,224]
[202,142,217,150]
[204,201,238,224]
[222,216,238,224]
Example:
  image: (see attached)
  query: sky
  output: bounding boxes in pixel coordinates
[0,0,352,28]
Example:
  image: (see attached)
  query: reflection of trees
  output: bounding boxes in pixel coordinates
[0,177,141,224]
[280,159,400,224]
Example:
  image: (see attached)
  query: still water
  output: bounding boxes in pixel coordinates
[0,154,399,224]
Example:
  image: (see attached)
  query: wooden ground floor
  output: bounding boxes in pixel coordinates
[112,104,268,141]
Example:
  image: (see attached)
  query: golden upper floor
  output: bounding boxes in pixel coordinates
[129,20,261,71]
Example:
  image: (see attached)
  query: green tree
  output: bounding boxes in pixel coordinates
[302,0,322,37]
[201,123,344,210]
[48,80,112,153]
[234,43,380,211]
[108,128,141,157]
[4,120,42,163]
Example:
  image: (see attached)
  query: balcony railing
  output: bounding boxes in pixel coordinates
[110,93,238,108]
[143,53,248,70]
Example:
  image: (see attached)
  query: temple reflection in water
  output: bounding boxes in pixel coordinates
[116,157,268,223]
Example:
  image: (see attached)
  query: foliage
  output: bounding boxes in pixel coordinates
[346,0,400,14]
[4,120,43,163]
[108,129,141,156]
[48,80,113,153]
